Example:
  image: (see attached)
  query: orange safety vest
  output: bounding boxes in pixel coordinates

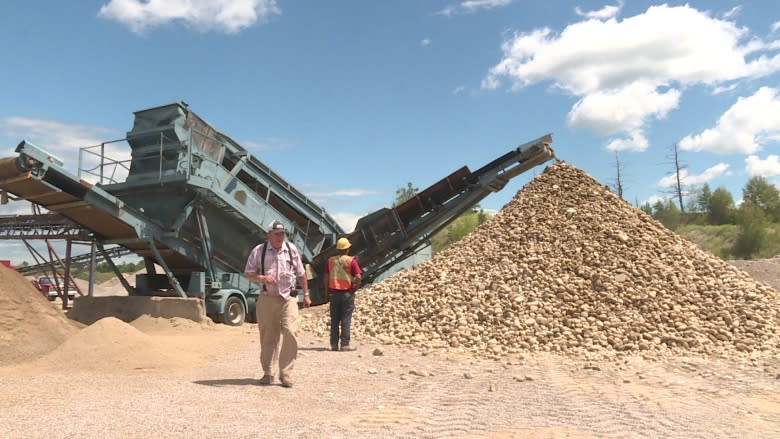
[327,255,355,291]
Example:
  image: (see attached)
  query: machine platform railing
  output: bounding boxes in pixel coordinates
[78,139,133,185]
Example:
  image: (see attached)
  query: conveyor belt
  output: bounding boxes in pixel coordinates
[0,157,136,239]
[0,156,201,273]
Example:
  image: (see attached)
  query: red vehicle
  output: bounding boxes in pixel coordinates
[32,276,77,301]
[0,260,15,270]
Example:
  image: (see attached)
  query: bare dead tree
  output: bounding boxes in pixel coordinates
[609,151,625,199]
[665,142,687,213]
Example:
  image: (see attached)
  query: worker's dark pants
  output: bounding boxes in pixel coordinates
[329,292,354,348]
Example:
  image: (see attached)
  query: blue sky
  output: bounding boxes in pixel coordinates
[1,0,780,264]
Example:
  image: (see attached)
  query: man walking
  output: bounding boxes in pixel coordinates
[324,237,362,351]
[244,220,310,387]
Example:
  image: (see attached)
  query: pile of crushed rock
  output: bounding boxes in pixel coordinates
[0,266,82,365]
[303,162,780,360]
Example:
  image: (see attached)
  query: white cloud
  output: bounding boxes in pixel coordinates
[723,6,741,20]
[772,20,780,33]
[483,4,780,148]
[242,138,293,151]
[330,211,363,233]
[575,1,622,20]
[643,194,669,205]
[437,0,512,16]
[307,189,381,198]
[567,80,678,152]
[421,38,431,47]
[0,200,35,216]
[98,0,280,34]
[1,117,127,176]
[657,163,730,187]
[679,87,780,154]
[0,241,36,266]
[745,154,780,177]
[302,185,385,232]
[605,130,648,152]
[711,83,739,94]
[568,81,680,136]
[2,117,120,150]
[452,85,465,95]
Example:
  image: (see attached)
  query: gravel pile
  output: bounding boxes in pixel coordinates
[304,162,780,360]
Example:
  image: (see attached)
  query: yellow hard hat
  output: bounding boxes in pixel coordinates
[336,237,352,250]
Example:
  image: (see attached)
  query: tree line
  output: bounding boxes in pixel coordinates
[94,260,145,273]
[639,176,780,259]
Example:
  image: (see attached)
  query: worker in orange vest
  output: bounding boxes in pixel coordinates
[324,237,362,351]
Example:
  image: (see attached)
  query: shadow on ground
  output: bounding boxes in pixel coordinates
[193,378,258,387]
[299,346,331,352]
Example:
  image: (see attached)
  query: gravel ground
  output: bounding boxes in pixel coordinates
[2,250,780,439]
[1,313,779,439]
[729,257,780,292]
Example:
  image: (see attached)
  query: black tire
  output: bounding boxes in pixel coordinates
[245,304,257,324]
[222,296,246,326]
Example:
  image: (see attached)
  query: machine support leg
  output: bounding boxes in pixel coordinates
[88,240,96,297]
[62,240,72,310]
[96,242,136,295]
[147,239,188,298]
[195,206,217,287]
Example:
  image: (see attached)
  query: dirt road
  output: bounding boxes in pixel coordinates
[1,310,778,439]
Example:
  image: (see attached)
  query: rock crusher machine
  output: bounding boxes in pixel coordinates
[0,102,554,325]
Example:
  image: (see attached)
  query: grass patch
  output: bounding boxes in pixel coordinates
[678,223,780,259]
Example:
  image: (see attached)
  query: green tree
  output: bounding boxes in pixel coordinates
[394,182,418,206]
[685,197,703,224]
[742,176,780,222]
[96,259,143,273]
[431,210,493,253]
[695,183,712,213]
[477,208,490,224]
[653,199,682,230]
[447,215,478,243]
[96,262,111,272]
[708,187,735,225]
[732,205,768,259]
[639,202,653,216]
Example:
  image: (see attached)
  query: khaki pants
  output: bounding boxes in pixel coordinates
[257,295,299,379]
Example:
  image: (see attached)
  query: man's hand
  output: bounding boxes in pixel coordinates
[304,295,312,308]
[263,275,277,284]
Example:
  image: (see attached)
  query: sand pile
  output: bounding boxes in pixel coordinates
[303,162,780,360]
[98,266,162,293]
[99,272,134,289]
[130,314,214,333]
[33,317,195,372]
[0,266,82,365]
[70,277,120,297]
